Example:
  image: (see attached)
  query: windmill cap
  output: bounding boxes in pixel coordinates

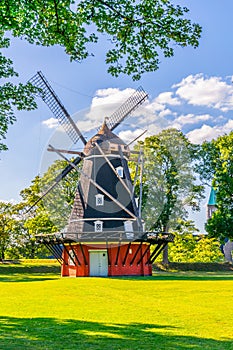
[96,120,126,143]
[84,121,129,156]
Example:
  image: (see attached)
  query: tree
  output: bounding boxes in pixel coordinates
[0,201,19,260]
[1,0,201,80]
[0,1,201,150]
[12,159,80,258]
[21,213,57,259]
[0,34,37,151]
[37,159,80,229]
[12,176,57,258]
[20,159,79,219]
[133,129,204,234]
[131,129,204,263]
[199,132,233,240]
[168,220,223,263]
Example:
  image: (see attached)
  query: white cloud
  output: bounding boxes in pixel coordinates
[42,87,135,133]
[84,87,177,132]
[171,113,212,129]
[118,129,148,145]
[0,198,18,204]
[155,91,181,106]
[66,86,192,136]
[134,97,175,128]
[187,119,233,144]
[86,88,136,123]
[187,125,218,144]
[72,117,99,133]
[158,108,173,118]
[223,119,233,130]
[42,78,233,145]
[71,87,161,133]
[70,87,145,133]
[173,74,233,111]
[42,117,59,129]
[94,88,119,97]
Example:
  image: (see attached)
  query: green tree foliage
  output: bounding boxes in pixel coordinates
[7,210,55,259]
[1,0,201,80]
[0,0,201,150]
[168,221,223,262]
[0,35,37,151]
[199,132,233,240]
[132,129,204,233]
[13,176,57,258]
[169,235,223,262]
[38,159,80,229]
[0,201,20,260]
[21,213,57,259]
[20,159,79,219]
[10,159,80,258]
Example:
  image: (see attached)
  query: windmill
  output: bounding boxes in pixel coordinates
[31,71,173,277]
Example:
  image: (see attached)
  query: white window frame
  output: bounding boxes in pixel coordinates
[116,166,124,178]
[95,194,104,206]
[68,250,76,266]
[94,220,103,232]
[124,220,134,239]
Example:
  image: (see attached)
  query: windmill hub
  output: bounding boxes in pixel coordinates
[84,121,130,158]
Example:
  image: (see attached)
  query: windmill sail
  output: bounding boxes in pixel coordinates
[106,87,148,131]
[29,71,86,145]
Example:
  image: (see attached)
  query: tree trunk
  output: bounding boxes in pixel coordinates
[0,247,5,262]
[162,244,169,265]
[162,224,169,265]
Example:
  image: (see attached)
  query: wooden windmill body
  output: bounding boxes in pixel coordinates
[32,72,173,277]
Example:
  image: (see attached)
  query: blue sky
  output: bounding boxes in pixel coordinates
[1,0,233,232]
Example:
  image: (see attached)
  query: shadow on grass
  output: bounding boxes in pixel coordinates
[151,274,233,281]
[0,265,60,282]
[1,271,233,283]
[0,316,232,350]
[0,275,59,283]
[0,265,60,274]
[112,273,233,281]
[156,262,233,272]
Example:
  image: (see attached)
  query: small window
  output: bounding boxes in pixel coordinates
[95,194,104,206]
[124,220,133,232]
[68,250,76,266]
[116,166,124,178]
[124,220,134,239]
[94,220,103,232]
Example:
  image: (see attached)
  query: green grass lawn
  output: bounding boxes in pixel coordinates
[0,261,233,349]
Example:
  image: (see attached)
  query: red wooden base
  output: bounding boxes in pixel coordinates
[61,242,152,277]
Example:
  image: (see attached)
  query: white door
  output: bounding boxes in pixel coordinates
[89,250,108,276]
